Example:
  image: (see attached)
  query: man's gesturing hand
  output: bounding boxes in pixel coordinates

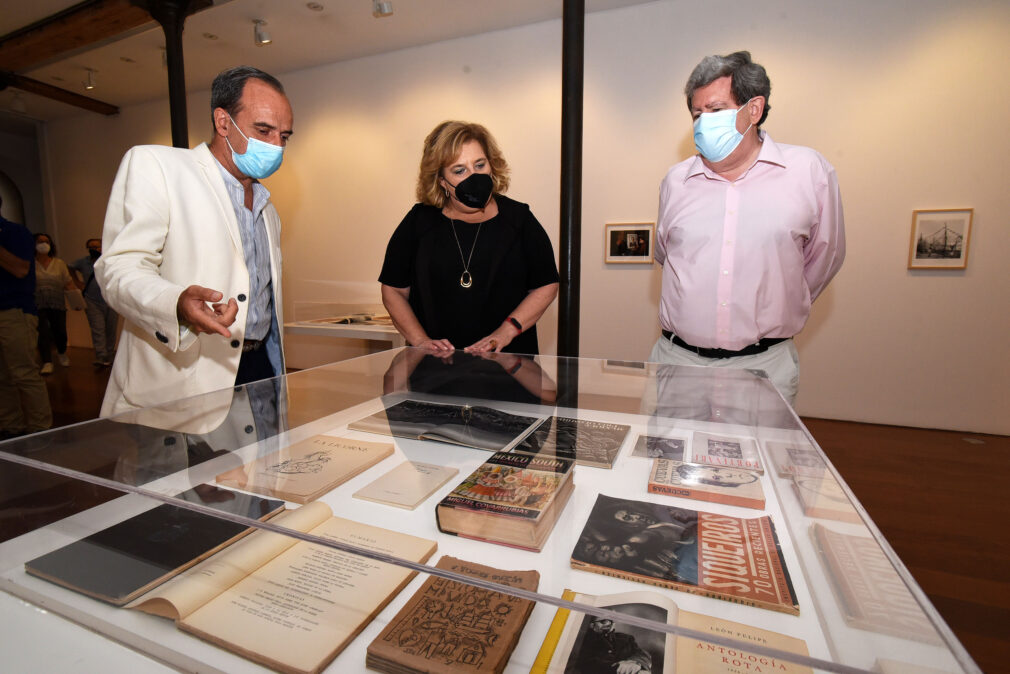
[177,285,239,337]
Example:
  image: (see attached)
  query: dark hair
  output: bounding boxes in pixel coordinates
[210,66,285,117]
[86,238,101,248]
[685,51,771,127]
[35,232,56,258]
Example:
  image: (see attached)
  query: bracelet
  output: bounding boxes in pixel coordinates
[507,316,523,333]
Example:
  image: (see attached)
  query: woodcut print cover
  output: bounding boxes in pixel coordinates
[366,556,539,674]
[348,399,543,452]
[438,452,574,521]
[648,459,765,510]
[510,416,630,468]
[812,524,941,644]
[570,495,798,615]
[691,432,764,474]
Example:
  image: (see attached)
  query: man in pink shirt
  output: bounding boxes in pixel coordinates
[650,51,845,405]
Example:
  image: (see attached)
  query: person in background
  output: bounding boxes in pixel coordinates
[33,232,75,374]
[96,65,293,416]
[70,238,118,366]
[0,196,52,437]
[380,120,559,355]
[651,51,845,405]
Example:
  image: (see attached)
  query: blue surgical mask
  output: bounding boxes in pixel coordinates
[226,113,284,179]
[693,100,753,162]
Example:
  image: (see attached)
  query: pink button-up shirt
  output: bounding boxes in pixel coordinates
[655,134,845,351]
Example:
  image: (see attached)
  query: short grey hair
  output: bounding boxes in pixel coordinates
[684,51,771,127]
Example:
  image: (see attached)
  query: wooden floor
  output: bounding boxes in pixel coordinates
[4,346,1008,672]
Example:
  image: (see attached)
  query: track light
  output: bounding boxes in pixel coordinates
[84,68,96,91]
[253,19,272,46]
[372,0,392,18]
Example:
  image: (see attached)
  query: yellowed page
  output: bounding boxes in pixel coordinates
[179,516,437,674]
[129,502,332,620]
[677,609,812,674]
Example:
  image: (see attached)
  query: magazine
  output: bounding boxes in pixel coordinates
[570,494,798,614]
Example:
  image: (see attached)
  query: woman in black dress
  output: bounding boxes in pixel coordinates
[380,121,559,355]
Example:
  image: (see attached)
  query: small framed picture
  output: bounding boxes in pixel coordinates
[605,222,654,264]
[908,209,973,269]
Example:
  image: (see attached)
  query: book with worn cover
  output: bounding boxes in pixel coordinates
[648,458,766,510]
[130,501,438,674]
[691,432,764,474]
[570,494,799,615]
[436,451,575,551]
[24,485,284,606]
[532,589,813,673]
[216,435,394,504]
[366,556,539,674]
[348,399,543,452]
[793,475,861,523]
[352,460,459,509]
[630,434,687,460]
[812,524,941,644]
[766,441,827,478]
[510,416,630,468]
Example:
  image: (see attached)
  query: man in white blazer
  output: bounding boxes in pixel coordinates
[96,66,293,424]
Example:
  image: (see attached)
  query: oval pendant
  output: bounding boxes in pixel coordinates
[460,271,473,288]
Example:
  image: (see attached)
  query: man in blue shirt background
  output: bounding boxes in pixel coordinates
[0,195,52,438]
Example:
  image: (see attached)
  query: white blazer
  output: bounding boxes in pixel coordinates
[96,143,284,427]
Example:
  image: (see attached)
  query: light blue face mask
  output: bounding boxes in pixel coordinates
[693,99,754,163]
[226,113,284,179]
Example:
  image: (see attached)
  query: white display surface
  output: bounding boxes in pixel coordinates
[0,352,975,673]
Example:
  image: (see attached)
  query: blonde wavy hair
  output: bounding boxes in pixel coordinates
[416,121,511,208]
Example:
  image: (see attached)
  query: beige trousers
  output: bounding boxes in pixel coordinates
[0,309,53,434]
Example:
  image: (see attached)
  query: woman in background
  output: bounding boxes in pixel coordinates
[380,120,559,355]
[33,233,74,373]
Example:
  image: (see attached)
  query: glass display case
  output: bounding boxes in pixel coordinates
[0,348,980,673]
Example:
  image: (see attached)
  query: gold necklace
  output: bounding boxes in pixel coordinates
[449,219,482,288]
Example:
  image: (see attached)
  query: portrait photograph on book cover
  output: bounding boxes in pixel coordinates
[562,601,668,674]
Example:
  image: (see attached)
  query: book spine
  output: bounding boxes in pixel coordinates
[439,495,543,520]
[647,482,764,510]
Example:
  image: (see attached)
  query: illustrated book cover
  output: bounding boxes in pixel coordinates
[216,434,394,504]
[352,460,459,510]
[793,475,861,523]
[648,458,766,510]
[348,399,543,452]
[436,451,575,551]
[570,494,799,615]
[531,589,813,673]
[24,485,284,606]
[510,416,630,468]
[366,556,540,674]
[129,501,438,674]
[690,432,763,474]
[812,524,941,644]
[630,434,687,460]
[766,441,827,478]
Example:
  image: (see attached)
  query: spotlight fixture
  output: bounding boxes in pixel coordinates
[372,0,392,18]
[84,68,96,91]
[253,19,272,46]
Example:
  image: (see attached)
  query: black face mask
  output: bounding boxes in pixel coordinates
[88,248,101,260]
[447,173,493,209]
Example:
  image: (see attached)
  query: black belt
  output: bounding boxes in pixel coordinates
[661,330,787,359]
[242,338,265,353]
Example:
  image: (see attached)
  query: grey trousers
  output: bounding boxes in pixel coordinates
[85,299,119,362]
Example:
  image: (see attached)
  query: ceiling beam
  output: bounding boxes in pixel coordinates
[1,72,119,116]
[0,0,156,72]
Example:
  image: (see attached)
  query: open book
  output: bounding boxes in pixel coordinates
[532,589,813,673]
[130,501,437,674]
[24,485,284,606]
[349,399,544,452]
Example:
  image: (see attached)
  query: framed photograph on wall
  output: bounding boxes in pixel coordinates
[908,209,973,269]
[605,222,654,264]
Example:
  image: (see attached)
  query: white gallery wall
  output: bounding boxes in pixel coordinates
[42,0,1010,435]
